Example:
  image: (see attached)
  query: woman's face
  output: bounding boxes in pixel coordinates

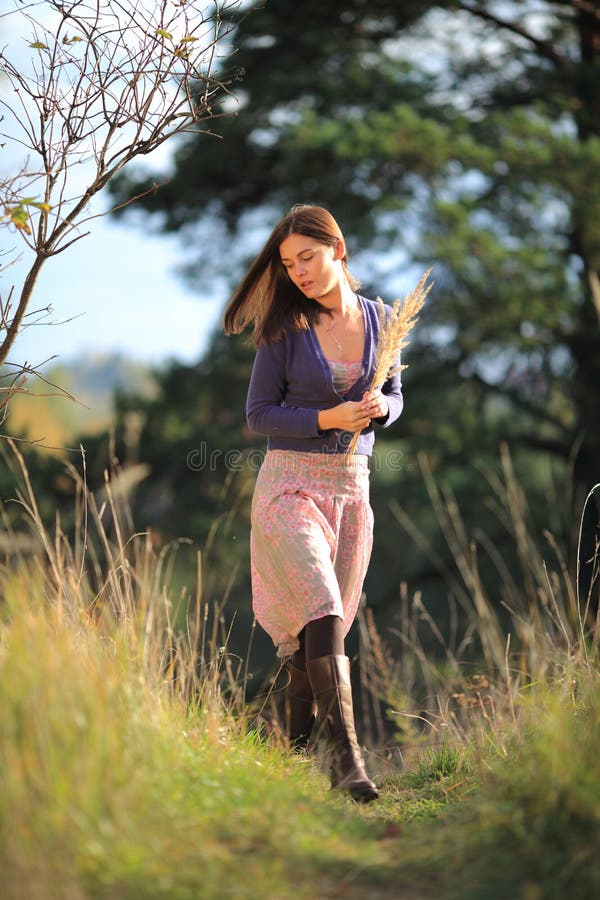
[279,232,343,302]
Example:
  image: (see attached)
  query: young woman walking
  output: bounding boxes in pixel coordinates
[224,204,404,802]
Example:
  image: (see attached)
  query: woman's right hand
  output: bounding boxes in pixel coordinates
[317,401,372,433]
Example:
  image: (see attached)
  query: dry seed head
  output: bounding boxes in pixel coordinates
[346,268,434,454]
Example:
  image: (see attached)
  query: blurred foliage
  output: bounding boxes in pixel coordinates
[4,1,598,663]
[110,0,600,482]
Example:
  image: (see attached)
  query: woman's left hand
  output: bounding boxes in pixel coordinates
[360,389,389,421]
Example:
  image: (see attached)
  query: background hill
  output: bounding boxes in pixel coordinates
[4,353,158,449]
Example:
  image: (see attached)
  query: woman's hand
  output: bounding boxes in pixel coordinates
[361,389,389,421]
[318,401,371,432]
[317,390,388,432]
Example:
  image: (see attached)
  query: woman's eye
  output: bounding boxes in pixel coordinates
[282,255,313,270]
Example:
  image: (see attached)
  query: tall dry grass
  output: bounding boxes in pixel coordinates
[0,443,329,899]
[0,439,247,725]
[357,444,599,768]
[2,434,596,769]
[1,436,599,898]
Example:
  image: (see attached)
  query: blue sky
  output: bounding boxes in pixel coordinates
[6,200,223,371]
[0,2,225,374]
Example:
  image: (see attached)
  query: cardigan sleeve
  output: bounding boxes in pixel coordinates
[375,363,404,428]
[246,337,322,439]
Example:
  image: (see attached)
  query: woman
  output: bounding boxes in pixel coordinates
[224,204,403,802]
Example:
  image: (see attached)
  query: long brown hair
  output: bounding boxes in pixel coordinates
[223,204,360,344]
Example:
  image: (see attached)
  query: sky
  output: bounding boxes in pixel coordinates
[0,0,227,375]
[5,199,224,371]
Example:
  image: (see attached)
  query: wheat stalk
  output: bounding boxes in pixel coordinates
[346,268,434,455]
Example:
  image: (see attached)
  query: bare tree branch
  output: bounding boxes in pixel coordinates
[456,1,569,70]
[0,356,85,436]
[0,0,252,411]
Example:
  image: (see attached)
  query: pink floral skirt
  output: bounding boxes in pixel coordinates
[250,450,374,658]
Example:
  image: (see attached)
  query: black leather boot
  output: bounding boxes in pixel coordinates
[285,660,317,752]
[306,654,379,802]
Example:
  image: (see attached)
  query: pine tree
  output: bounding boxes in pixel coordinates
[109,1,600,622]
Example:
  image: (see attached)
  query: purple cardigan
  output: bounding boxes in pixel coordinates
[246,295,404,455]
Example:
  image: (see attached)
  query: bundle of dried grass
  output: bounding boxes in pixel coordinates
[346,268,434,454]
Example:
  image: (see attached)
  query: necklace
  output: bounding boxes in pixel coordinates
[326,318,344,355]
[325,307,362,356]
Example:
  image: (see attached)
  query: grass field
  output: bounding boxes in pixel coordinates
[1,441,598,899]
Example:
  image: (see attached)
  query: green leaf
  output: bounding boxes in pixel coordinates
[29,41,48,50]
[17,197,52,211]
[154,29,173,40]
[4,205,32,234]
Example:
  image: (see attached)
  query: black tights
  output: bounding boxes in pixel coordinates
[290,615,345,671]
